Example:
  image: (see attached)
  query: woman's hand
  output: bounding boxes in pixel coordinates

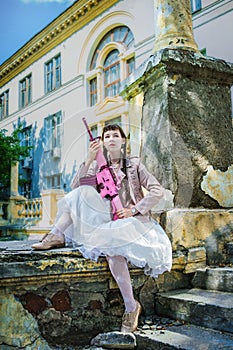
[116,208,134,219]
[85,140,101,165]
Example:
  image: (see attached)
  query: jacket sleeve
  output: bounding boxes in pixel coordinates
[134,160,165,215]
[70,160,98,189]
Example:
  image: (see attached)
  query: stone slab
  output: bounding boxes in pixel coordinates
[135,323,233,350]
[192,267,233,292]
[156,288,233,333]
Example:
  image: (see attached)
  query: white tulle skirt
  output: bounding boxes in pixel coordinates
[56,186,172,278]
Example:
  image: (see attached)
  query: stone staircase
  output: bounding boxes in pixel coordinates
[135,266,233,349]
[87,266,233,350]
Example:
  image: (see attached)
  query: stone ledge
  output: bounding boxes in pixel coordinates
[1,208,232,284]
[135,323,233,350]
[120,48,233,99]
[0,240,146,289]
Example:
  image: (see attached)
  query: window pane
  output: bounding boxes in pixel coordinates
[104,50,120,98]
[126,57,135,76]
[28,76,32,103]
[90,77,97,106]
[190,0,202,13]
[55,55,61,88]
[45,112,62,150]
[0,90,9,119]
[19,74,32,108]
[90,26,135,70]
[45,55,61,93]
[46,64,53,92]
[5,92,9,116]
[105,116,121,126]
[46,174,61,189]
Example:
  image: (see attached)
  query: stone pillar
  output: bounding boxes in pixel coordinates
[120,0,233,208]
[153,0,199,53]
[143,51,233,208]
[120,1,233,273]
[10,162,19,197]
[40,189,65,227]
[7,162,26,224]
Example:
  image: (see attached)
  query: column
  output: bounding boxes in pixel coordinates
[10,162,19,197]
[153,0,199,53]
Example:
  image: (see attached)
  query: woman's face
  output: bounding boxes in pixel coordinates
[103,129,125,154]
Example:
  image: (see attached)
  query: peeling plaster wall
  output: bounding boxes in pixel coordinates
[201,165,233,207]
[138,50,233,208]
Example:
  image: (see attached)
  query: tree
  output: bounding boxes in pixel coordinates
[0,127,31,195]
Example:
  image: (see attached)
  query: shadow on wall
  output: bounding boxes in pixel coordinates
[205,223,233,266]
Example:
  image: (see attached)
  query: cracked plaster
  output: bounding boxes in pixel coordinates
[201,165,233,207]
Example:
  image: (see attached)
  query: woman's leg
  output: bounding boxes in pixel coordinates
[106,255,142,332]
[106,255,136,313]
[32,212,72,250]
[51,212,73,236]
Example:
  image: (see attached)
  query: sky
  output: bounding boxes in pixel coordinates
[0,0,76,65]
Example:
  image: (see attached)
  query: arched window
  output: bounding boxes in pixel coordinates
[88,26,135,106]
[90,26,134,71]
[104,49,120,98]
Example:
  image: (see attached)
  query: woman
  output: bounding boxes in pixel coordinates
[32,124,172,333]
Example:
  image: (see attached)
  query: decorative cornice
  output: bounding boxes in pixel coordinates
[0,0,119,87]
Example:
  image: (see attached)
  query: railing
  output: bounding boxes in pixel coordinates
[0,198,42,224]
[17,198,42,222]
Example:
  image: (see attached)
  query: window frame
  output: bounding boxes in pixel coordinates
[44,112,62,151]
[88,26,135,106]
[20,125,33,157]
[103,50,121,98]
[90,26,135,71]
[89,77,97,107]
[45,54,61,94]
[19,74,32,109]
[126,56,135,77]
[0,90,9,120]
[46,174,62,190]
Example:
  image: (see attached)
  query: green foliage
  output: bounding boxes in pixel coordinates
[0,127,31,192]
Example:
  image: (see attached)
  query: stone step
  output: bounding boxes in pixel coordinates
[135,323,233,350]
[191,267,233,292]
[155,288,233,334]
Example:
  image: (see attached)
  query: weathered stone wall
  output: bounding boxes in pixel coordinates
[162,208,233,270]
[122,49,233,208]
[0,246,190,349]
[1,207,233,350]
[142,51,233,208]
[142,50,233,208]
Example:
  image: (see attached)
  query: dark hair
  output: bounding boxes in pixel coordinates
[101,124,127,140]
[101,124,127,177]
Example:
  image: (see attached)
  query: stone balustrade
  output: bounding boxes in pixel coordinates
[0,197,42,239]
[17,198,43,222]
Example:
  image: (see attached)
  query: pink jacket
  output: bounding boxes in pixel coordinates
[71,156,164,221]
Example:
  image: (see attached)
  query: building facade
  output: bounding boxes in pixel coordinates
[0,0,232,211]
